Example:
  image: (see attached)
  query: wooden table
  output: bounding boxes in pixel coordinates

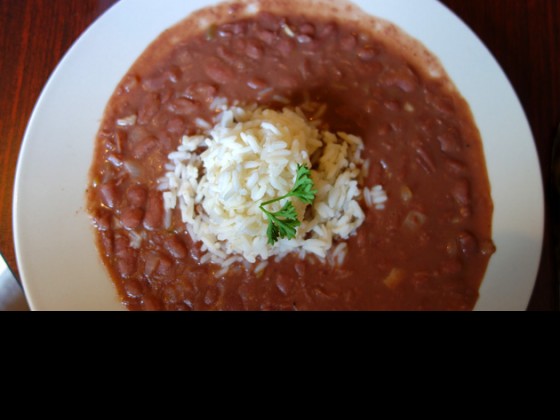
[0,0,558,310]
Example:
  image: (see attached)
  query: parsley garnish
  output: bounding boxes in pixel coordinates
[259,164,316,245]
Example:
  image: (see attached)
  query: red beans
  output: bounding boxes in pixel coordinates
[164,235,188,259]
[117,257,137,278]
[340,34,357,51]
[294,261,306,279]
[143,192,164,230]
[183,82,217,103]
[138,93,161,124]
[126,185,148,208]
[275,274,293,295]
[124,279,143,298]
[299,23,316,36]
[142,73,166,92]
[156,255,174,276]
[114,235,137,278]
[247,77,267,90]
[132,136,158,159]
[438,129,461,153]
[357,47,378,61]
[415,146,437,174]
[256,29,276,45]
[142,294,162,311]
[121,207,144,230]
[93,208,112,231]
[276,38,295,57]
[98,182,118,209]
[204,57,235,84]
[445,158,467,175]
[204,287,219,306]
[171,99,200,117]
[426,90,455,114]
[245,40,264,60]
[120,74,139,93]
[165,66,182,83]
[457,231,478,257]
[380,67,419,92]
[317,22,337,39]
[166,117,186,134]
[452,179,471,206]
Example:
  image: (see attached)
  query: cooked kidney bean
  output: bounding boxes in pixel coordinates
[415,146,437,174]
[204,58,235,84]
[245,40,264,59]
[457,231,478,257]
[204,286,219,306]
[132,136,158,159]
[98,183,118,209]
[438,129,461,154]
[138,93,161,124]
[143,192,164,230]
[452,179,471,206]
[275,274,293,295]
[142,74,167,92]
[167,97,199,115]
[164,235,188,259]
[114,235,137,277]
[126,185,148,208]
[156,255,174,276]
[183,82,217,102]
[124,278,143,298]
[165,66,182,83]
[339,34,357,51]
[121,207,144,230]
[93,208,112,231]
[166,117,186,134]
[141,294,162,311]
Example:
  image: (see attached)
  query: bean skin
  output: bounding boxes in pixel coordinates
[183,82,217,103]
[167,97,199,115]
[457,232,478,257]
[124,279,143,298]
[156,255,174,276]
[98,183,118,209]
[143,192,164,231]
[142,294,162,311]
[121,207,144,230]
[164,235,188,259]
[114,235,137,278]
[204,58,235,84]
[138,93,161,124]
[93,208,112,231]
[132,136,158,159]
[142,74,166,92]
[452,179,471,206]
[275,274,293,295]
[126,185,148,208]
[245,40,264,60]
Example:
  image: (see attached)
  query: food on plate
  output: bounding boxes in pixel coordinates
[87,0,495,310]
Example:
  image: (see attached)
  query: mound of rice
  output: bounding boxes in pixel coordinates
[160,104,384,270]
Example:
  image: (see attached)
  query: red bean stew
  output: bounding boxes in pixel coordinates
[87,4,495,310]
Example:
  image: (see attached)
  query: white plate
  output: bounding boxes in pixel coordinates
[13,0,543,310]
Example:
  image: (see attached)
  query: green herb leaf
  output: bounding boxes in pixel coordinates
[259,164,316,245]
[289,164,317,204]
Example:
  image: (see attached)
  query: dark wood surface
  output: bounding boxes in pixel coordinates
[0,0,558,310]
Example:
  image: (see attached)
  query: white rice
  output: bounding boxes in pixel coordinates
[161,104,388,274]
[364,185,388,210]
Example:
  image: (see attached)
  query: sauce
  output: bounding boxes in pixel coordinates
[87,3,495,310]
